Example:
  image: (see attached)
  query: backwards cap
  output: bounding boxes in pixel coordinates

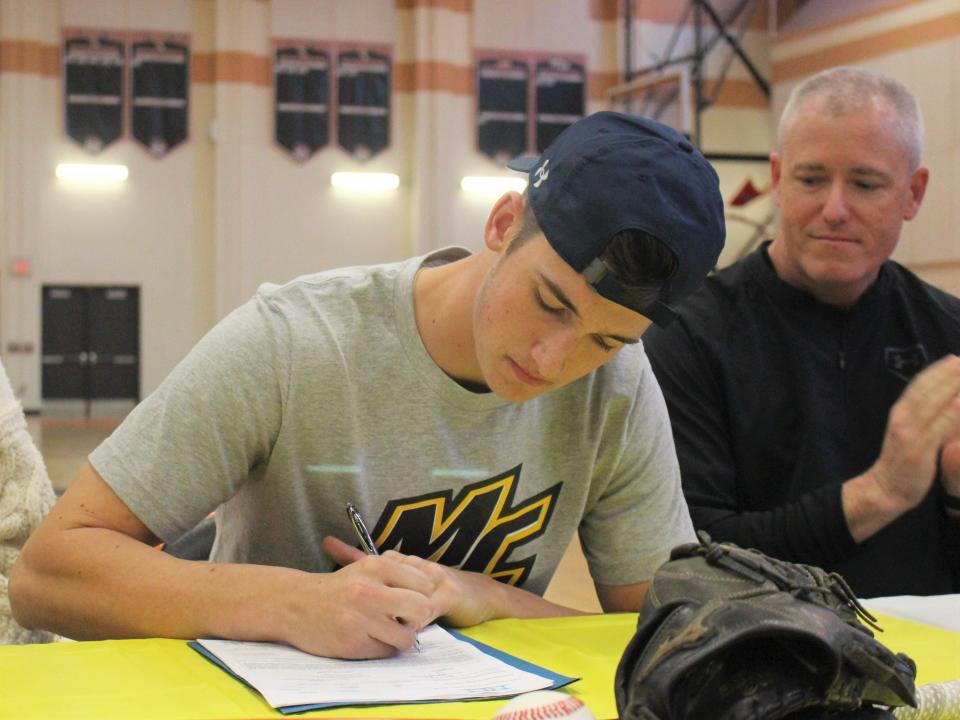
[508,111,725,326]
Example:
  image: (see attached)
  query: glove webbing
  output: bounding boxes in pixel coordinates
[697,532,882,632]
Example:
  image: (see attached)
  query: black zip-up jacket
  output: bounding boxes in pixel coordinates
[644,242,960,597]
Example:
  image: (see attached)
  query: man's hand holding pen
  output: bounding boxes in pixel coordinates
[323,535,503,623]
[345,503,422,652]
[339,503,503,627]
[318,523,504,659]
[304,536,436,659]
[308,502,559,660]
[269,503,577,660]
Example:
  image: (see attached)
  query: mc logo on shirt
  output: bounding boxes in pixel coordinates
[368,465,561,587]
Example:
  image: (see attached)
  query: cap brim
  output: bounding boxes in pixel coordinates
[506,154,540,172]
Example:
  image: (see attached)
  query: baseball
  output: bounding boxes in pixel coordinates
[491,690,597,720]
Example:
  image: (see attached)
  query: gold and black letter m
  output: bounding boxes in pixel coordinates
[369,465,561,587]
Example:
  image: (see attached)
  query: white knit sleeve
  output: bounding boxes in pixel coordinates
[0,359,57,644]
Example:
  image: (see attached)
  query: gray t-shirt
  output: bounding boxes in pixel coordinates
[91,249,694,594]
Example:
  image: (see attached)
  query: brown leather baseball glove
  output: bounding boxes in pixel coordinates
[614,532,918,720]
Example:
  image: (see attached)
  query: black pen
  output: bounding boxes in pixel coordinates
[345,502,421,652]
[346,501,378,555]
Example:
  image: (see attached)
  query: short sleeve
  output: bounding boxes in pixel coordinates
[577,352,696,586]
[89,294,289,542]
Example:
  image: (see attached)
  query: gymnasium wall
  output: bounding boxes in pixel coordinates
[0,0,955,410]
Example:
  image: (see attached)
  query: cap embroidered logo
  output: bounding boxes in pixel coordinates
[533,159,550,188]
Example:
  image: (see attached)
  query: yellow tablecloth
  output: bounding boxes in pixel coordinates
[0,612,956,719]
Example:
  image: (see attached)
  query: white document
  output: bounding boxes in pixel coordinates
[863,594,960,632]
[197,624,557,709]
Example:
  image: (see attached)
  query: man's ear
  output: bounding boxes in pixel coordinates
[769,151,783,209]
[483,191,525,252]
[903,165,929,221]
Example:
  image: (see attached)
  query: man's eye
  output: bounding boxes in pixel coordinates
[797,175,824,186]
[593,335,616,352]
[536,292,564,315]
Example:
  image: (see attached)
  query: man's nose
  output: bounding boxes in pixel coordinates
[822,180,851,224]
[530,328,578,380]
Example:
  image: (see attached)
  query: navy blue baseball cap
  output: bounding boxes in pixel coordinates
[507,111,725,326]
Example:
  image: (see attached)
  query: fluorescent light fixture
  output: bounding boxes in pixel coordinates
[56,163,129,182]
[460,176,527,195]
[330,172,399,192]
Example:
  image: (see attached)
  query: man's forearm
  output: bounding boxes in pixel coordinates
[841,471,913,543]
[463,569,588,623]
[11,525,299,643]
[689,490,854,568]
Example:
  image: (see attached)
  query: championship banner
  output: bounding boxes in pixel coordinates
[336,45,392,161]
[63,30,125,153]
[475,53,529,164]
[274,41,330,162]
[130,35,190,157]
[535,56,585,153]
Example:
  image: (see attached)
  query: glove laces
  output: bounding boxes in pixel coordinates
[696,530,882,632]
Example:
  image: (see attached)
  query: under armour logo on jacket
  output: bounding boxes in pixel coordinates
[885,344,927,382]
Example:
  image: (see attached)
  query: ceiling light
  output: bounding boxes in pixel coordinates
[330,172,399,192]
[55,163,129,182]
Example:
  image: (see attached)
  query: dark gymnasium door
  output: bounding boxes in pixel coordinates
[42,285,140,414]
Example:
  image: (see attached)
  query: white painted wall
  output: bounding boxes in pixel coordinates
[1,0,207,407]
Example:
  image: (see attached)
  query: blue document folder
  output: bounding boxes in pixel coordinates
[190,628,577,714]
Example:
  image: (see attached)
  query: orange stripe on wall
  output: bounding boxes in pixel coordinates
[394,61,412,90]
[395,60,472,93]
[713,78,768,108]
[590,0,619,22]
[590,0,766,29]
[193,51,271,86]
[192,53,214,82]
[589,71,622,102]
[590,72,768,108]
[773,10,960,81]
[748,1,769,31]
[395,0,471,11]
[0,39,770,111]
[638,0,766,30]
[0,40,59,76]
[775,0,924,43]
